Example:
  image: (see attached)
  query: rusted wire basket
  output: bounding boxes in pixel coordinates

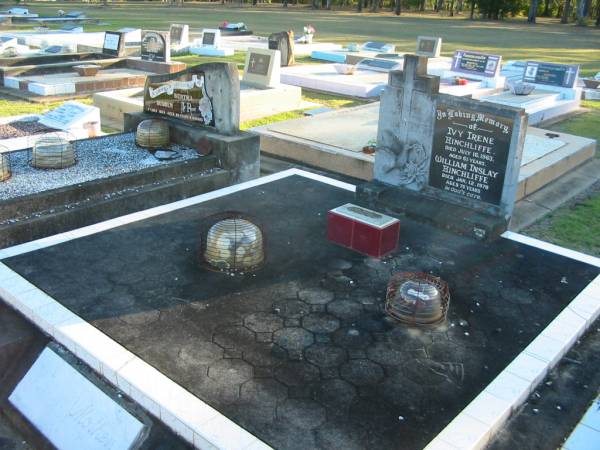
[135,119,170,149]
[31,133,76,169]
[0,146,11,182]
[385,272,450,327]
[199,212,265,274]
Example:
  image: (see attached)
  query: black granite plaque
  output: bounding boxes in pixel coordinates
[246,52,271,76]
[429,104,513,206]
[144,67,214,126]
[523,61,579,88]
[202,32,216,46]
[141,31,169,63]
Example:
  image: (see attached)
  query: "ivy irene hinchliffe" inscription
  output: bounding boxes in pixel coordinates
[429,104,513,206]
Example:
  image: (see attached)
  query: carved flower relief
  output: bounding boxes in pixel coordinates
[199,82,214,125]
[378,134,429,189]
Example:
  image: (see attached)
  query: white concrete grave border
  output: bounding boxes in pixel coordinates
[0,168,598,450]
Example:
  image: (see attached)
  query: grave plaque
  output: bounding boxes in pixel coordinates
[141,30,170,63]
[9,347,145,450]
[144,66,215,126]
[416,36,442,58]
[451,50,501,78]
[102,31,124,57]
[39,101,101,132]
[358,58,401,72]
[523,61,579,88]
[247,52,270,76]
[429,104,513,206]
[366,55,527,239]
[202,31,216,46]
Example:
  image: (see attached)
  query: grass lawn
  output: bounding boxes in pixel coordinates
[547,101,600,151]
[21,2,600,76]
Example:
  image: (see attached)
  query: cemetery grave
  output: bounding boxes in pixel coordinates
[255,56,596,228]
[190,29,235,57]
[480,61,582,125]
[0,168,598,450]
[94,47,308,130]
[0,31,185,99]
[0,62,259,249]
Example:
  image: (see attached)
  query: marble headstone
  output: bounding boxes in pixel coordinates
[242,48,280,88]
[144,62,240,135]
[369,55,527,238]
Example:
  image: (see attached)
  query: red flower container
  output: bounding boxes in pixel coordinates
[327,203,400,258]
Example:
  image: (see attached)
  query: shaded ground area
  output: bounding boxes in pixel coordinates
[489,320,600,450]
[4,175,598,450]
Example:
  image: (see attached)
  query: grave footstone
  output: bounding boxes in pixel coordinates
[141,30,170,63]
[268,31,295,67]
[358,54,527,241]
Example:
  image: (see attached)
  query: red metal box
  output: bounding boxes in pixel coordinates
[327,203,400,258]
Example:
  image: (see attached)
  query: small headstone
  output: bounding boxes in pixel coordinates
[141,30,170,63]
[169,23,189,47]
[202,29,219,47]
[242,48,280,88]
[450,50,501,78]
[102,31,125,57]
[364,55,527,239]
[9,347,145,450]
[523,61,579,89]
[416,36,442,58]
[143,62,240,135]
[268,31,295,67]
[39,101,101,135]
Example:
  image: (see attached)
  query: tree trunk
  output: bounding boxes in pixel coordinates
[561,0,571,22]
[469,0,475,18]
[395,0,401,14]
[542,0,550,15]
[576,0,588,23]
[528,0,539,22]
[357,0,363,12]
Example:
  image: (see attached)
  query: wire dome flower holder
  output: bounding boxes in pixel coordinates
[385,272,450,327]
[199,211,266,275]
[135,119,170,150]
[0,145,11,182]
[30,131,77,169]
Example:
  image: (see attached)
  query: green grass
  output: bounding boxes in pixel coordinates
[547,101,600,150]
[21,2,600,75]
[0,96,93,117]
[526,195,600,256]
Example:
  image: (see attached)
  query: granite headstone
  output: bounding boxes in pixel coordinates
[102,31,125,57]
[242,47,280,88]
[268,31,295,67]
[450,50,502,78]
[523,61,579,89]
[141,30,170,63]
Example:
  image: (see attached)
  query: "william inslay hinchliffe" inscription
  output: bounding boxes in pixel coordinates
[429,104,513,206]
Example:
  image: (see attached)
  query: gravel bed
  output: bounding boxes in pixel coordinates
[0,121,56,140]
[0,133,200,201]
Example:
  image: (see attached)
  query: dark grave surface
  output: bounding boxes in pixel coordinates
[0,121,55,140]
[3,175,599,450]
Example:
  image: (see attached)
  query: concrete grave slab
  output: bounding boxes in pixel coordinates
[0,169,599,450]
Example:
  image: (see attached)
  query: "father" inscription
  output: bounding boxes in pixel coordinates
[429,104,513,206]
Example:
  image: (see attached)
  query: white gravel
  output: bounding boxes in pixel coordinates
[0,133,200,201]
